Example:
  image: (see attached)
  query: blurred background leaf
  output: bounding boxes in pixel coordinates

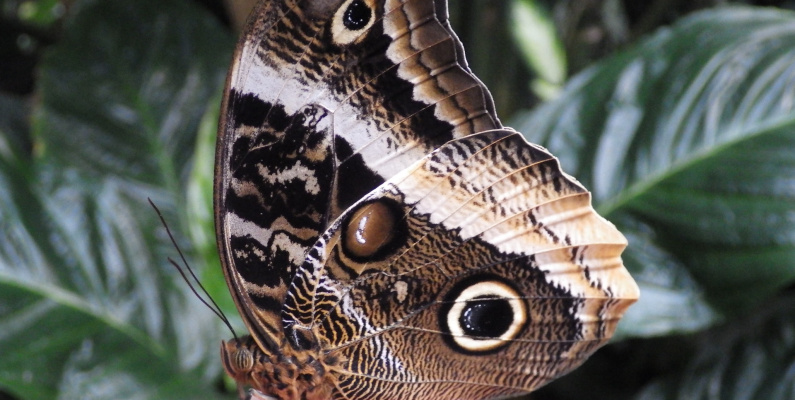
[1,0,794,399]
[0,0,234,398]
[515,6,795,331]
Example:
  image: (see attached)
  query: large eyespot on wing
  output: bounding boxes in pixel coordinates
[340,198,409,264]
[331,0,378,46]
[439,275,528,354]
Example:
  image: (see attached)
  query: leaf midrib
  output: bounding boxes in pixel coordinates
[0,272,167,359]
[598,112,795,217]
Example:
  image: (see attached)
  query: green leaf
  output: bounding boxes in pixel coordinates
[16,0,64,27]
[0,94,31,165]
[510,0,566,99]
[613,214,719,338]
[35,0,229,192]
[0,0,234,398]
[513,7,795,335]
[634,293,795,400]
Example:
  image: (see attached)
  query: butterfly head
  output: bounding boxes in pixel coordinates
[220,336,259,387]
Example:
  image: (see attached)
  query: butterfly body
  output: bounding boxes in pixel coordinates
[215,0,639,399]
[221,335,338,400]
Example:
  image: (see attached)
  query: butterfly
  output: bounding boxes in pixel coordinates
[214,0,639,399]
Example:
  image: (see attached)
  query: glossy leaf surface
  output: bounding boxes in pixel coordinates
[0,0,233,398]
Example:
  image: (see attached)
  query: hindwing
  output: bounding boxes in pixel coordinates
[280,130,636,399]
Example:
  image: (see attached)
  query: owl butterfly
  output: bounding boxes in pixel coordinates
[214,0,639,399]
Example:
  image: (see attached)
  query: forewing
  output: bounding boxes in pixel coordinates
[215,0,501,350]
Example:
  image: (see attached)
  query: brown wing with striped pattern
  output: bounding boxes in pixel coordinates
[215,0,500,352]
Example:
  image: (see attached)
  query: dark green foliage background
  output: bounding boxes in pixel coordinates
[1,0,794,399]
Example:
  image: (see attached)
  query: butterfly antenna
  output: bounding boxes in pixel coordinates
[148,198,240,342]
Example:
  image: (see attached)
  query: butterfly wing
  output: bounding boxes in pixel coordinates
[216,0,500,352]
[282,130,639,399]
